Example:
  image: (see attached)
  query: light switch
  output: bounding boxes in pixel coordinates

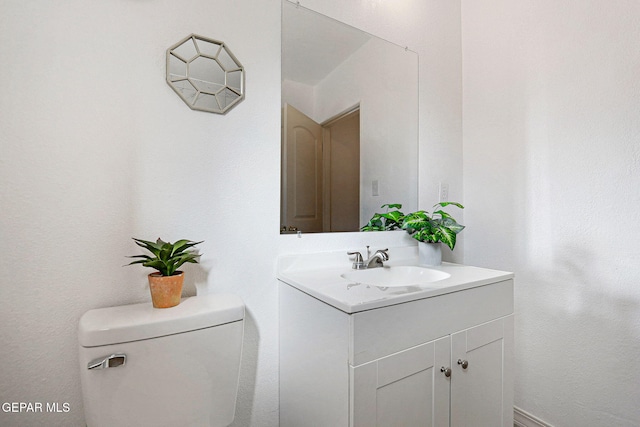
[439,182,449,202]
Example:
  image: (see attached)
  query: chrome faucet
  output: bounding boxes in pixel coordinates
[347,247,389,269]
[365,248,389,268]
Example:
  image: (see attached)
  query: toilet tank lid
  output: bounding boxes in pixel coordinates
[78,293,245,347]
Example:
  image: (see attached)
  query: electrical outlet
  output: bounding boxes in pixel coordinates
[372,180,379,196]
[439,182,449,202]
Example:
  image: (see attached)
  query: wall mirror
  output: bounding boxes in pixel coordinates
[166,34,245,114]
[281,0,418,234]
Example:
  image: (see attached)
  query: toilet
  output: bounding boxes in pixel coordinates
[78,293,244,427]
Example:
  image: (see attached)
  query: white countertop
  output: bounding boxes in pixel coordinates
[277,246,514,313]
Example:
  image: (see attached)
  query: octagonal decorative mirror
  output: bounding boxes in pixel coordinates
[166,34,245,114]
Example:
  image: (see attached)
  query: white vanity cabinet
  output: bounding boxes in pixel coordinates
[279,266,514,427]
[350,315,513,427]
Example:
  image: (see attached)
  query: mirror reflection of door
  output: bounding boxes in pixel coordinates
[281,104,360,233]
[322,108,360,232]
[282,104,324,233]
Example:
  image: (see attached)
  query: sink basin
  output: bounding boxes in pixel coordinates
[277,247,514,312]
[341,266,451,287]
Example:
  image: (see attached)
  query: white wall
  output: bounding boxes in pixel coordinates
[0,0,462,425]
[462,1,640,426]
[282,79,315,117]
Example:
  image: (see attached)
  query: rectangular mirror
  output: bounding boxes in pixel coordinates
[281,0,418,234]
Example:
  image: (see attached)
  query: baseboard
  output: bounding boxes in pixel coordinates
[514,406,554,427]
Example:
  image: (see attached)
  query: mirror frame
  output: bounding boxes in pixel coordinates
[166,34,245,114]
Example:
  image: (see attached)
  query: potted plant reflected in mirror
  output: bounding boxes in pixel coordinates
[360,203,406,231]
[362,202,464,266]
[127,238,203,308]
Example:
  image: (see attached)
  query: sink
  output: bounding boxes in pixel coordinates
[341,266,451,287]
[277,247,514,313]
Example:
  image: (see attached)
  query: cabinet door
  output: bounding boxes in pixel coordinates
[450,315,514,427]
[351,337,451,427]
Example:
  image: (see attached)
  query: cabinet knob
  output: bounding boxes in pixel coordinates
[457,359,469,369]
[440,367,451,378]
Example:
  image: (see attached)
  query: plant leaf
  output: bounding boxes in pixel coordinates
[441,217,465,234]
[380,211,404,223]
[132,238,163,257]
[434,202,464,210]
[413,228,436,242]
[401,211,430,231]
[361,213,384,231]
[142,259,169,276]
[437,226,457,250]
[159,245,172,262]
[126,254,152,260]
[171,240,204,256]
[433,210,452,220]
[361,224,385,231]
[125,259,148,266]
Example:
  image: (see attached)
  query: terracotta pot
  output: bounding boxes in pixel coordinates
[147,271,184,308]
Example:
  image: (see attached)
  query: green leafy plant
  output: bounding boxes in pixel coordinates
[401,202,464,250]
[362,202,465,250]
[126,238,203,276]
[361,203,406,231]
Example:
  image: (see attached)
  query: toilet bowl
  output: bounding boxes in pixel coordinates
[78,293,244,427]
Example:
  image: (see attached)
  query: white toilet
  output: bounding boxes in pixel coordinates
[78,293,244,427]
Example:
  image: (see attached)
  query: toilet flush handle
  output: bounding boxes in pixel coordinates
[87,353,127,370]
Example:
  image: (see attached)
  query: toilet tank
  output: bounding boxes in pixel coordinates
[78,294,244,427]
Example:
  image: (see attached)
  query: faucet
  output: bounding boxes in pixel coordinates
[347,247,389,269]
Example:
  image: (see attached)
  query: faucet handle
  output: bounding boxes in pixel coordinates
[347,251,365,269]
[375,248,390,261]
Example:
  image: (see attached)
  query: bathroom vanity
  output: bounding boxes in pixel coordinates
[278,247,514,427]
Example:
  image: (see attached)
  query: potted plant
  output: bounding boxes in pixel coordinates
[362,202,464,266]
[402,202,464,266]
[126,238,203,308]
